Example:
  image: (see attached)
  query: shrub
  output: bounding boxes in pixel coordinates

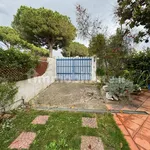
[0,48,38,81]
[96,68,105,76]
[0,80,18,112]
[107,77,134,100]
[126,49,150,88]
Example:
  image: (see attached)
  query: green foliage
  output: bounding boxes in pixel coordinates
[0,48,38,81]
[107,77,134,99]
[0,111,129,150]
[116,0,150,42]
[45,138,71,150]
[126,48,150,87]
[62,42,88,57]
[96,68,105,76]
[89,29,130,78]
[89,34,107,68]
[0,80,18,112]
[0,26,49,56]
[2,119,13,130]
[12,6,76,57]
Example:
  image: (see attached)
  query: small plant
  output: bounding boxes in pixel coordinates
[45,138,70,150]
[96,68,105,76]
[0,79,18,113]
[107,77,134,100]
[2,119,13,130]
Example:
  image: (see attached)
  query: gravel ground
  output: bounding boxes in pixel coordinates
[32,82,106,110]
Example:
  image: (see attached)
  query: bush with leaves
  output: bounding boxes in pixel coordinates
[0,80,18,113]
[107,77,134,100]
[2,119,13,130]
[0,48,38,81]
[125,48,150,88]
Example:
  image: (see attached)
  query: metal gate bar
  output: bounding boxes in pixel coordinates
[56,57,92,81]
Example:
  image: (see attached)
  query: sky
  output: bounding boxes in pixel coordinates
[0,0,149,57]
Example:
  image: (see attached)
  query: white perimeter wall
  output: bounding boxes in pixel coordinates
[11,58,56,109]
[92,57,97,81]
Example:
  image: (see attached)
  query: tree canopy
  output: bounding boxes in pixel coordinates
[116,0,150,43]
[89,29,130,77]
[12,6,76,57]
[0,26,49,56]
[62,42,89,57]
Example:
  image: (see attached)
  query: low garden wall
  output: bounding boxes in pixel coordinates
[11,58,56,109]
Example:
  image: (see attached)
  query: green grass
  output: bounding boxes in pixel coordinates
[0,110,129,150]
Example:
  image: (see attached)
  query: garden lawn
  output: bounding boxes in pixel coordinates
[0,110,129,150]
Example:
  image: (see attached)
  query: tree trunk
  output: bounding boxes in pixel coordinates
[49,44,53,58]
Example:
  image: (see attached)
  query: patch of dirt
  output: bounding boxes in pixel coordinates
[32,82,106,110]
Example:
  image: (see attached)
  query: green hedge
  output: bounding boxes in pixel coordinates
[126,49,150,87]
[0,48,38,81]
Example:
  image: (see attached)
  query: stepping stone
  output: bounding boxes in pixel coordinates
[81,136,104,150]
[9,132,36,149]
[32,115,49,124]
[82,117,98,128]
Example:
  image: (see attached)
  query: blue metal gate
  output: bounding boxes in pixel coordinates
[56,57,92,81]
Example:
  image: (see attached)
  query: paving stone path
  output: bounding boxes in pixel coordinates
[9,132,36,149]
[32,115,49,125]
[81,136,104,150]
[114,113,150,150]
[107,91,150,150]
[9,115,49,149]
[82,117,98,128]
[81,117,104,150]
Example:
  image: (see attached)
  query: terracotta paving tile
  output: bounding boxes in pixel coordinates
[124,120,140,132]
[132,114,148,121]
[143,92,150,97]
[128,115,145,125]
[134,133,150,150]
[143,121,150,130]
[147,116,150,123]
[117,113,130,123]
[32,115,49,125]
[124,136,139,150]
[82,117,98,128]
[136,96,147,102]
[142,100,150,107]
[81,136,104,150]
[131,100,143,107]
[138,145,147,150]
[138,127,150,138]
[113,114,122,125]
[118,125,129,136]
[126,128,135,137]
[9,132,36,149]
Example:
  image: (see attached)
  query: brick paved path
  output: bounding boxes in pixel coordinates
[82,117,98,128]
[81,136,104,150]
[107,91,150,150]
[114,113,150,150]
[9,132,36,149]
[32,115,49,125]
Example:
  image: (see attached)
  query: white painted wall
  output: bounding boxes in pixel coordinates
[11,58,56,109]
[92,57,97,81]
